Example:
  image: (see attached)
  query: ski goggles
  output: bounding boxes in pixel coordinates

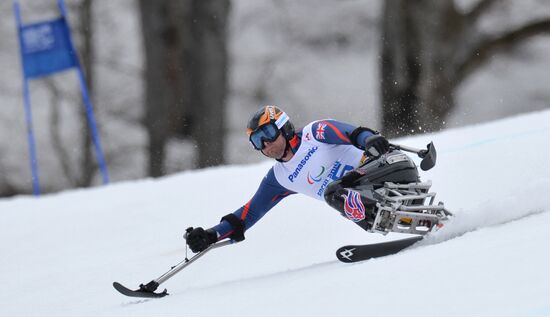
[249,112,289,150]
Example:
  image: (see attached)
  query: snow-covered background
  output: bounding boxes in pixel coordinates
[1,2,550,313]
[1,109,549,317]
[0,0,550,192]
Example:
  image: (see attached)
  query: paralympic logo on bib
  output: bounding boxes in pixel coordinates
[307,166,326,184]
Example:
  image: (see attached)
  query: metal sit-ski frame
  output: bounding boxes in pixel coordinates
[369,181,453,235]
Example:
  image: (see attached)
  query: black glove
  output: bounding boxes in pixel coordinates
[364,134,390,156]
[185,227,218,253]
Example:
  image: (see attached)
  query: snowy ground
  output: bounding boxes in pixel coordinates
[1,110,550,317]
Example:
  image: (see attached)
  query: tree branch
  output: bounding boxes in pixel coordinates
[465,0,500,25]
[455,19,550,86]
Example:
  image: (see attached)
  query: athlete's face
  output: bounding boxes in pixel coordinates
[261,133,287,160]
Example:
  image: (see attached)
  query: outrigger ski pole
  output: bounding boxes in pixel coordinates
[390,142,437,171]
[365,141,437,171]
[113,230,235,298]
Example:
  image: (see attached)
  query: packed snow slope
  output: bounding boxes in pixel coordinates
[2,110,550,317]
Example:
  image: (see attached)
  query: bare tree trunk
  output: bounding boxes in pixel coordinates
[380,0,550,137]
[45,0,97,188]
[46,79,76,185]
[138,0,188,177]
[184,0,230,168]
[381,0,461,136]
[139,0,230,174]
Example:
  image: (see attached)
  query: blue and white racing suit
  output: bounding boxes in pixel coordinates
[212,119,377,240]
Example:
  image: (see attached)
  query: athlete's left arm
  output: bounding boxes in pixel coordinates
[311,119,375,150]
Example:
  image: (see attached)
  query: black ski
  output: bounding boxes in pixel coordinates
[336,236,423,263]
[113,282,168,298]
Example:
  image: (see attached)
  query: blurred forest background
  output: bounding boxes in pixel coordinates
[0,0,549,196]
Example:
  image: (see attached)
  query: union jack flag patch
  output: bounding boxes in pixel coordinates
[315,123,327,140]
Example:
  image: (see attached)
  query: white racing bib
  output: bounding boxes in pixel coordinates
[273,122,365,201]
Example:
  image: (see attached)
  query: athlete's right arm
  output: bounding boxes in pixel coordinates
[210,167,295,241]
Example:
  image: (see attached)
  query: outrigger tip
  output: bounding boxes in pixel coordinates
[113,281,169,298]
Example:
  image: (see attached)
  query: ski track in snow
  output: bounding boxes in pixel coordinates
[418,208,547,247]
